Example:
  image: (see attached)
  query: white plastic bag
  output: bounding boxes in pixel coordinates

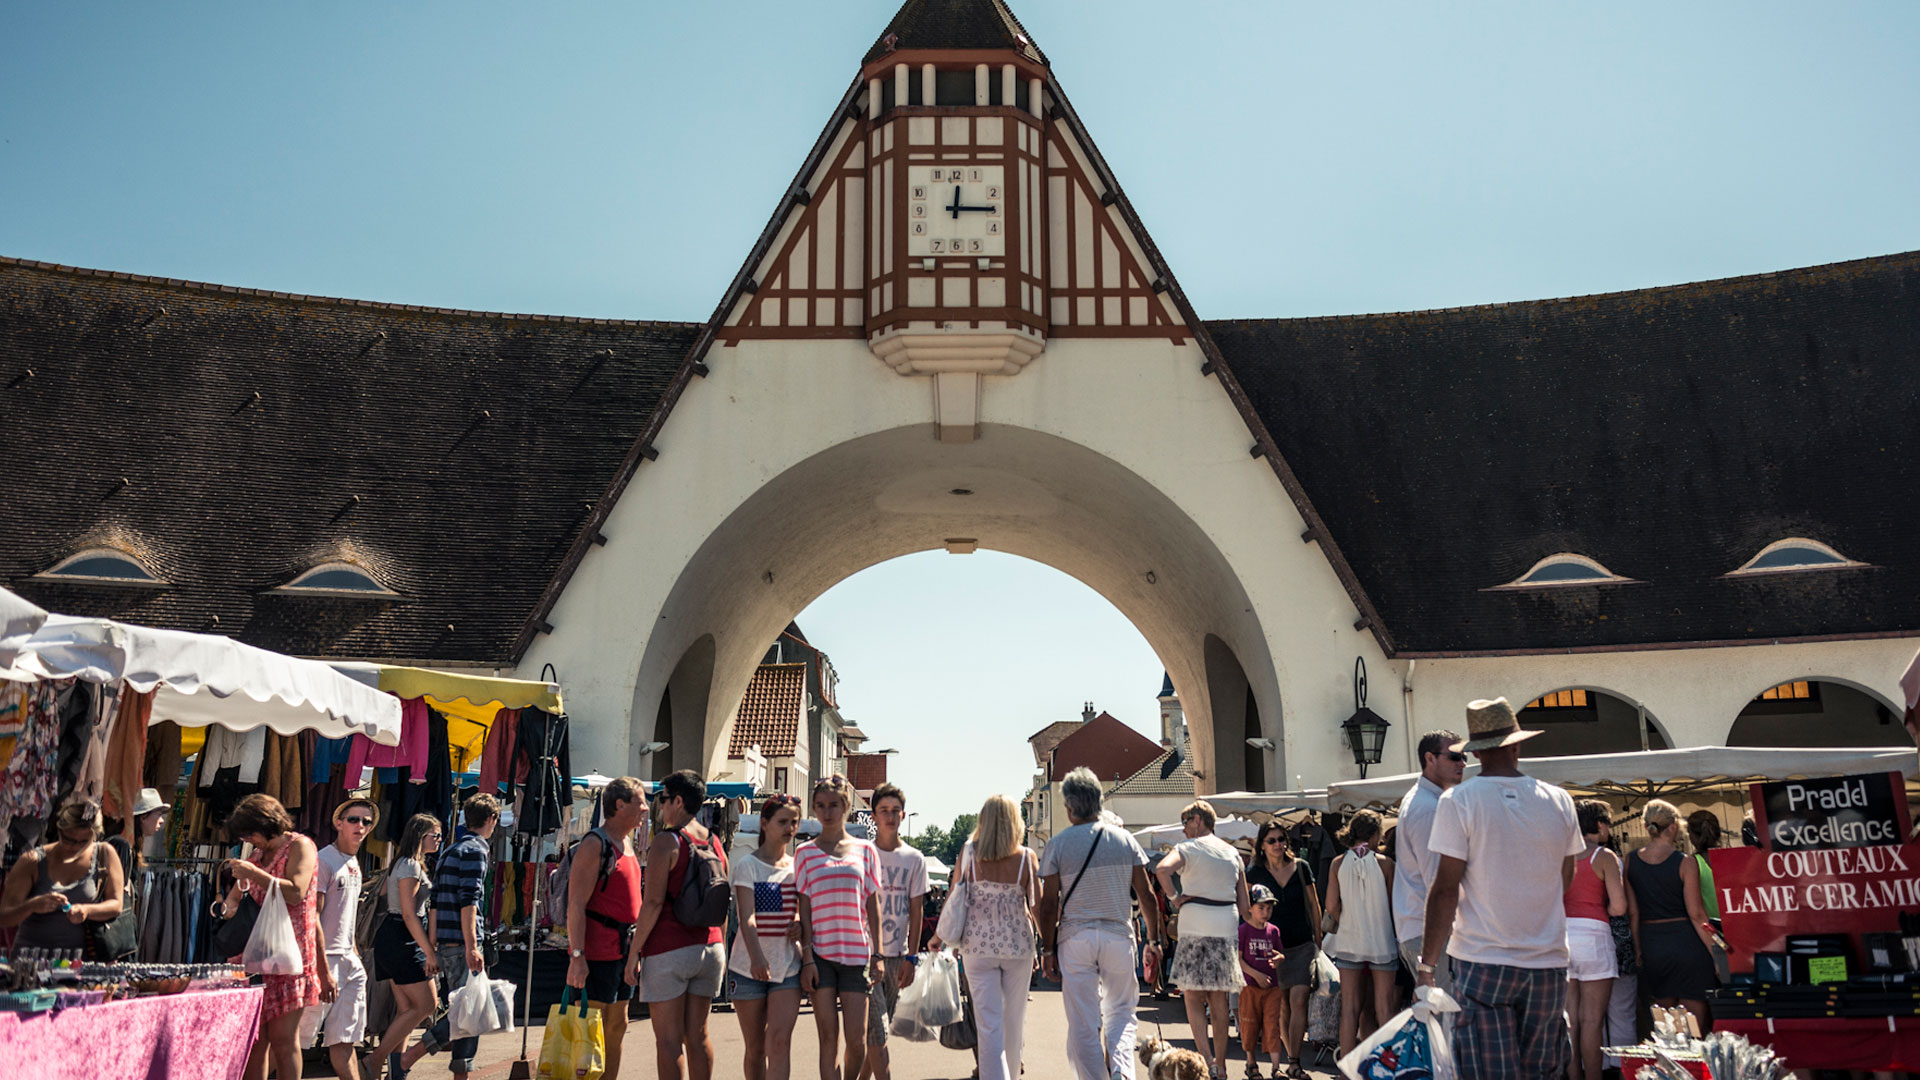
[487,974,518,1036]
[915,950,964,1029]
[887,960,940,1042]
[242,883,303,975]
[1337,985,1460,1080]
[449,975,514,1040]
[1306,951,1341,1045]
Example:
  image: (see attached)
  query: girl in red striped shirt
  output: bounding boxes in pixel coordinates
[795,775,882,1080]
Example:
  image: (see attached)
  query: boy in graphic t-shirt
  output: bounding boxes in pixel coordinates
[1238,884,1285,1080]
[861,783,928,1080]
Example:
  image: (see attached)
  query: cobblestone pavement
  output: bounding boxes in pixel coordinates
[348,989,1342,1080]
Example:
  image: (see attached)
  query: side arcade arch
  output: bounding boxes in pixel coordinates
[1726,676,1910,749]
[624,423,1282,795]
[1513,685,1672,757]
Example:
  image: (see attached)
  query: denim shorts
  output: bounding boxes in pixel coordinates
[728,969,802,1000]
[809,952,871,992]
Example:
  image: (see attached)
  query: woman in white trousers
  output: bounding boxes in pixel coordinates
[936,794,1039,1080]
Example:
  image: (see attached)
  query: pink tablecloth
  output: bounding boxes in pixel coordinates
[0,986,262,1080]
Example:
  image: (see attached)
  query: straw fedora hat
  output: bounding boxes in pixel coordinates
[1453,697,1543,753]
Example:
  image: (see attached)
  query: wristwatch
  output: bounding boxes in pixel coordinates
[570,948,584,959]
[1415,961,1436,974]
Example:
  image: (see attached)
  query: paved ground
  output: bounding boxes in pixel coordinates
[365,991,1344,1080]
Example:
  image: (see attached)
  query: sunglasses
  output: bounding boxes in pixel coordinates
[1445,752,1467,763]
[341,816,374,827]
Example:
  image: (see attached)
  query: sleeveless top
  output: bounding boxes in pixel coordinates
[584,846,644,962]
[641,828,725,956]
[241,834,321,1022]
[1331,848,1396,965]
[17,844,101,951]
[1626,848,1689,921]
[961,844,1035,962]
[1563,846,1609,924]
[1173,834,1243,940]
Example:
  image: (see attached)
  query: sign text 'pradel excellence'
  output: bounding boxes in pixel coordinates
[1718,844,1918,916]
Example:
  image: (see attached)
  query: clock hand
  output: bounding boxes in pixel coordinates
[943,184,996,216]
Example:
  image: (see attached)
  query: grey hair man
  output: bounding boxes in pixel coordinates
[1036,767,1165,1080]
[1394,729,1466,990]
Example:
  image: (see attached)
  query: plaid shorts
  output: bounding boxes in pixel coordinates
[1452,959,1573,1079]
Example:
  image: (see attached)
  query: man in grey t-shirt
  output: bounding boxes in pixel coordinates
[1037,767,1165,1080]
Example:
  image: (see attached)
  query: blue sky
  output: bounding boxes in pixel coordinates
[6,2,1917,829]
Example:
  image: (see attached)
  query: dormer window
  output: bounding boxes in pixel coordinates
[1490,553,1631,590]
[270,562,396,598]
[1728,538,1862,576]
[31,548,164,586]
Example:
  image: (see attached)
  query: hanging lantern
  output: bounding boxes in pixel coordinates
[1342,656,1391,777]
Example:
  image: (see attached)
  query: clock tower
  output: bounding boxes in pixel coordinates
[717,0,1190,441]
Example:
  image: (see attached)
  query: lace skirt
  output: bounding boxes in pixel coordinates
[1169,934,1241,992]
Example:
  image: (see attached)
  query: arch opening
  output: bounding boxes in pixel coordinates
[621,423,1283,803]
[1727,677,1909,749]
[1514,686,1670,757]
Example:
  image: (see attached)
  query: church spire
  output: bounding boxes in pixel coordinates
[864,0,1046,66]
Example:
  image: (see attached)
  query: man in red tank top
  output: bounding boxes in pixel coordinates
[565,777,649,1080]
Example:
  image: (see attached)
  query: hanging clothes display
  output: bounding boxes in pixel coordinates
[197,726,267,784]
[0,680,74,844]
[392,708,455,837]
[343,697,429,777]
[48,681,102,811]
[100,688,153,824]
[143,720,185,804]
[510,709,572,836]
[476,707,518,796]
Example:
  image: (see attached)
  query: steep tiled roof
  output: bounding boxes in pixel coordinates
[1209,251,1920,655]
[0,257,700,663]
[728,663,808,758]
[1108,744,1196,798]
[1048,712,1163,782]
[864,0,1044,65]
[1026,720,1082,766]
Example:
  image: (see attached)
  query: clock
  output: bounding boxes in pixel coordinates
[908,165,1005,257]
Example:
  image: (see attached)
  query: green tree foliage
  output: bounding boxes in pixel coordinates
[940,814,977,866]
[906,823,948,859]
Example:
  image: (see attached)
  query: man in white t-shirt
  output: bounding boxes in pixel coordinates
[306,799,377,1080]
[1393,729,1464,989]
[860,783,928,1080]
[1417,698,1583,1080]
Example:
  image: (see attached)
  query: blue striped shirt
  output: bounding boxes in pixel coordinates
[432,835,490,946]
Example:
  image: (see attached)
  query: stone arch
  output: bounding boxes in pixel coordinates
[621,423,1280,793]
[1513,684,1673,757]
[648,633,715,779]
[1726,675,1910,749]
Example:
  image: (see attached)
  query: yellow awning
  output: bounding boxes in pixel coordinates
[429,695,510,774]
[375,666,562,716]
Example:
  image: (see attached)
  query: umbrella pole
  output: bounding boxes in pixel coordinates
[509,715,563,1080]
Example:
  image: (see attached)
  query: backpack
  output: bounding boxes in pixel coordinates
[670,827,731,929]
[546,827,619,926]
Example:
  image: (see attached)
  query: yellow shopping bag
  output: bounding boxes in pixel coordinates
[536,988,606,1080]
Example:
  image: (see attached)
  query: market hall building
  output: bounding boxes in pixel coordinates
[3,0,1918,794]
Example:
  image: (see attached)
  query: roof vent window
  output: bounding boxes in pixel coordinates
[36,549,163,585]
[275,562,395,597]
[1731,539,1858,575]
[1493,554,1630,590]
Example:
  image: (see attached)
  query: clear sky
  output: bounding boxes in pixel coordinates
[5,2,1917,831]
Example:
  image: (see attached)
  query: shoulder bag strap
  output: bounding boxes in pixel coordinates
[1057,828,1104,915]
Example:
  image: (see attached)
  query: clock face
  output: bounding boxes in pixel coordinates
[908,164,1006,257]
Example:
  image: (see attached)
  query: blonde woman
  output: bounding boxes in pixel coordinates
[1155,800,1253,1080]
[1625,799,1718,1031]
[952,795,1039,1080]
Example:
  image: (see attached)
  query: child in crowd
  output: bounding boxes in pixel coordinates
[1238,884,1286,1080]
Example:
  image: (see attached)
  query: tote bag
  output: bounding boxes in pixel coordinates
[537,988,606,1080]
[933,845,971,950]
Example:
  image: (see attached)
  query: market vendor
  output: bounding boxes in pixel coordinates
[0,800,126,953]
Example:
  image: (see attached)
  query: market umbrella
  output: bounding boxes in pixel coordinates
[1132,815,1263,851]
[0,585,48,666]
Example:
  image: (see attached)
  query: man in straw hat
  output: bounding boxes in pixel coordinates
[1414,698,1584,1079]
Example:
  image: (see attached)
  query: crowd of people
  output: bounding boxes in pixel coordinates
[2,691,1770,1080]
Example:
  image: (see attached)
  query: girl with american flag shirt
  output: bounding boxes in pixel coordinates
[729,794,805,1080]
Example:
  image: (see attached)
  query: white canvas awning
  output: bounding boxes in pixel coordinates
[1,611,401,744]
[0,587,49,666]
[1324,745,1920,813]
[1204,789,1330,816]
[1133,815,1264,851]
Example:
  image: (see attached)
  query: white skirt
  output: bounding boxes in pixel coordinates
[1567,918,1617,982]
[1169,934,1242,992]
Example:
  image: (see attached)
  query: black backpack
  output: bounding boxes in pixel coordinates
[670,828,731,929]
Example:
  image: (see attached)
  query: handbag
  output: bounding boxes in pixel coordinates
[86,847,139,960]
[212,893,261,958]
[537,988,606,1080]
[938,970,978,1051]
[934,845,971,949]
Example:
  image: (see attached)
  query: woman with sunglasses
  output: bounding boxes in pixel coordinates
[0,800,126,955]
[1246,820,1321,1078]
[730,793,803,1080]
[367,814,443,1080]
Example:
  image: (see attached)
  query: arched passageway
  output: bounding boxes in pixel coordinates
[1514,687,1671,757]
[624,424,1282,793]
[1727,678,1910,748]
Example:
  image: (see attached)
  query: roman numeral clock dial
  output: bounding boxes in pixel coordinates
[908,165,1005,256]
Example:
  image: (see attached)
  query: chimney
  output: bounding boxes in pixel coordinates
[1082,701,1095,723]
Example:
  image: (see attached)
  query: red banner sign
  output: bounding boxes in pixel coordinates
[1710,840,1920,971]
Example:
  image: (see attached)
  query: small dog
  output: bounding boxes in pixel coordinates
[1135,1034,1209,1080]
